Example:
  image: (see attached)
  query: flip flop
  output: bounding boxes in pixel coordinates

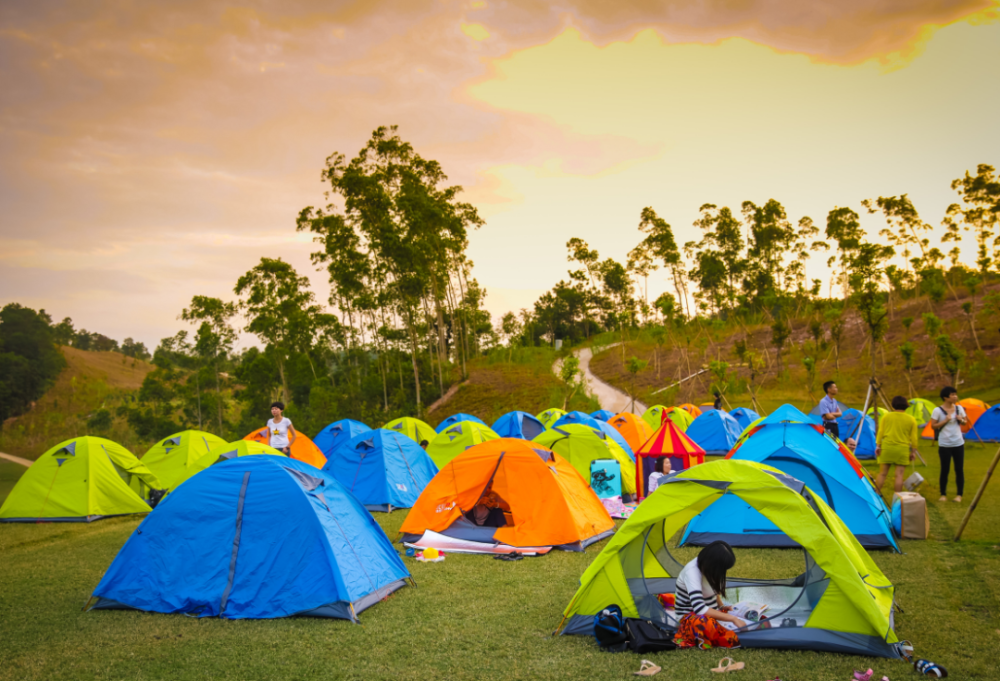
[711,657,745,673]
[914,659,948,677]
[633,660,661,676]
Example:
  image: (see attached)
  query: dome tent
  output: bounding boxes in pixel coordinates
[553,411,635,461]
[729,407,761,430]
[435,413,487,433]
[313,419,372,458]
[322,429,438,511]
[243,428,326,468]
[607,412,655,453]
[533,424,636,496]
[1,437,161,523]
[590,409,615,421]
[838,409,877,459]
[89,456,410,621]
[642,405,694,432]
[536,408,567,429]
[140,430,227,494]
[384,417,437,445]
[557,460,903,659]
[968,404,1000,442]
[184,441,287,483]
[492,411,546,440]
[426,421,499,469]
[904,398,935,426]
[685,409,742,455]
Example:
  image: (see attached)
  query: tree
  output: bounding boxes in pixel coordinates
[0,304,66,422]
[935,334,963,386]
[181,296,238,434]
[639,207,689,317]
[627,241,656,321]
[802,356,817,397]
[52,317,75,346]
[708,360,730,404]
[559,355,582,410]
[625,355,648,413]
[899,341,916,396]
[690,204,745,313]
[863,195,935,278]
[742,198,794,300]
[825,309,844,373]
[846,242,895,387]
[946,164,1000,276]
[825,207,865,299]
[500,312,522,363]
[770,316,791,375]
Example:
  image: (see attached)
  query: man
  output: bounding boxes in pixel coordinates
[819,381,843,439]
[267,401,297,456]
[931,387,966,503]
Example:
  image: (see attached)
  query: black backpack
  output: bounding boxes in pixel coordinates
[594,605,628,652]
[624,618,677,654]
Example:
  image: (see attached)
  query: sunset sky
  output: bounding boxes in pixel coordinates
[2,0,999,347]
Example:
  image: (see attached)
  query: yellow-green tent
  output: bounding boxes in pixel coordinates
[905,398,936,425]
[536,408,567,429]
[557,459,901,658]
[533,424,636,495]
[383,417,437,445]
[866,406,889,419]
[139,430,227,495]
[0,437,161,523]
[426,422,499,469]
[183,440,286,483]
[642,405,694,432]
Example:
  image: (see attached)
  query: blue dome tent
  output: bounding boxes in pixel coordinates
[491,411,546,440]
[88,457,411,621]
[322,429,438,511]
[590,409,615,421]
[313,419,372,458]
[729,407,761,430]
[435,413,487,433]
[838,408,877,459]
[685,410,742,455]
[968,404,1000,442]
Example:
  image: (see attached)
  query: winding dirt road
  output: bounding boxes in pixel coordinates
[554,344,648,415]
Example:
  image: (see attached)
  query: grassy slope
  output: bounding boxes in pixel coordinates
[1,439,999,680]
[0,347,154,461]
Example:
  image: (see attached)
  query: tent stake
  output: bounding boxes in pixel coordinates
[954,443,1000,541]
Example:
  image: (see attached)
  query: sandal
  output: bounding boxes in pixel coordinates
[711,657,745,673]
[634,660,661,677]
[854,670,873,681]
[914,659,948,677]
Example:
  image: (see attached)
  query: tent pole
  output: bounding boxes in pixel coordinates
[954,443,1000,541]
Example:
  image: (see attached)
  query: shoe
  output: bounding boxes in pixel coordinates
[938,496,947,502]
[953,496,962,503]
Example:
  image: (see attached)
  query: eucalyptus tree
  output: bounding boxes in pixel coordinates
[945,163,1000,277]
[741,198,795,300]
[638,207,689,317]
[690,204,745,313]
[825,206,865,299]
[181,296,238,433]
[862,195,935,278]
[846,241,895,388]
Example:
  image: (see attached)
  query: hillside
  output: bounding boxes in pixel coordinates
[0,347,154,461]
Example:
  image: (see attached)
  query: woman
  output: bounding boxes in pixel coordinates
[931,387,966,503]
[874,395,919,496]
[647,457,671,495]
[673,541,745,649]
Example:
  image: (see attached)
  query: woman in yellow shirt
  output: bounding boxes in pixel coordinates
[874,395,919,496]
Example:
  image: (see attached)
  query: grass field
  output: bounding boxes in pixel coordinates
[2,438,1000,680]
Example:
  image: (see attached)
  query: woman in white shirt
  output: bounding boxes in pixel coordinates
[931,387,966,503]
[647,457,671,495]
[267,401,297,455]
[673,541,745,649]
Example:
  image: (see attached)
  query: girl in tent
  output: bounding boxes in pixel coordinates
[931,387,967,503]
[673,541,745,649]
[874,396,919,496]
[647,457,671,495]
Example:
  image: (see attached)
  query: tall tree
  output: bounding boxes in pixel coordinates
[946,164,1000,277]
[181,296,238,434]
[825,206,865,299]
[638,207,689,317]
[690,204,745,313]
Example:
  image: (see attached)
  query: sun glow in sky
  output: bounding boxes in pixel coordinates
[1,1,998,345]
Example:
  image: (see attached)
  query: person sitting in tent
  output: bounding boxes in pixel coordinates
[647,457,671,495]
[266,402,296,456]
[420,440,429,450]
[874,396,919,497]
[818,381,843,439]
[673,541,745,649]
[466,483,511,528]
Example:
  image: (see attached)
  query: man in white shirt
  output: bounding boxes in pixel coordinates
[818,381,843,439]
[931,387,966,503]
[267,401,297,455]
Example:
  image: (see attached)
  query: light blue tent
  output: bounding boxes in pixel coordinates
[968,404,1000,442]
[838,409,877,459]
[590,410,615,422]
[322,429,438,511]
[553,411,602,430]
[491,411,546,440]
[685,410,742,455]
[729,407,761,430]
[554,411,635,461]
[435,413,487,433]
[313,419,372,458]
[683,422,898,551]
[88,456,411,621]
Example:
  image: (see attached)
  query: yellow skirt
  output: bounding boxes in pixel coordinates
[877,444,910,466]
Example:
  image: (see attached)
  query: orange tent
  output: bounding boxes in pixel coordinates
[919,398,990,439]
[243,428,326,469]
[608,412,655,452]
[677,403,703,418]
[399,438,615,551]
[633,420,705,499]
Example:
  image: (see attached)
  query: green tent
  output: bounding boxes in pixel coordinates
[383,417,437,445]
[866,406,889,419]
[426,422,499,469]
[0,437,161,523]
[536,408,567,429]
[642,405,694,432]
[557,459,901,658]
[139,430,227,495]
[533,424,636,495]
[183,440,286,483]
[905,398,935,425]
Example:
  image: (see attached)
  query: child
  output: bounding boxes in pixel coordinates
[673,541,745,649]
[267,401,296,456]
[647,457,671,495]
[931,387,966,503]
[874,396,919,496]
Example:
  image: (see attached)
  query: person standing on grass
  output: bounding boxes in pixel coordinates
[874,396,919,496]
[267,401,296,456]
[931,387,966,503]
[818,381,843,439]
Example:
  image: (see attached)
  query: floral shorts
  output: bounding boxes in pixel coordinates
[673,613,740,649]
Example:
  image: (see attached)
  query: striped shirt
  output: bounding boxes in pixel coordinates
[675,558,717,617]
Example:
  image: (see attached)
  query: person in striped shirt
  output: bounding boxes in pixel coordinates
[673,541,745,649]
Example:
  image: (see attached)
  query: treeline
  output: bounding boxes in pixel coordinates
[49,316,150,359]
[0,305,66,422]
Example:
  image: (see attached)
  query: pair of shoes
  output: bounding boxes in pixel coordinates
[634,660,661,676]
[938,496,947,502]
[711,657,744,673]
[953,496,962,503]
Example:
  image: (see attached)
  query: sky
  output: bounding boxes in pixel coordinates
[1,0,999,348]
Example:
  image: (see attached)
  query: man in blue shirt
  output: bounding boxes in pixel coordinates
[819,381,843,439]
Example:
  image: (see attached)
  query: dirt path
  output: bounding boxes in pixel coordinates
[0,452,32,467]
[554,345,647,415]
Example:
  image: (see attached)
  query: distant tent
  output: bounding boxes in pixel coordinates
[920,398,990,439]
[554,411,635,461]
[677,403,703,418]
[734,404,814,445]
[140,430,227,495]
[642,405,694,432]
[243,428,326,468]
[534,424,636,496]
[607,413,655,453]
[426,422,500,469]
[435,413,487,433]
[590,409,615,421]
[904,398,935,427]
[683,422,897,550]
[314,419,372,458]
[698,403,718,413]
[492,411,546,440]
[968,404,1000,442]
[400,439,615,552]
[553,411,602,430]
[838,409,877,459]
[536,408,567,429]
[384,417,437,445]
[186,441,287,481]
[1,437,160,523]
[89,456,411,621]
[866,406,889,419]
[729,407,761,430]
[322,429,438,511]
[633,420,705,499]
[685,410,742,455]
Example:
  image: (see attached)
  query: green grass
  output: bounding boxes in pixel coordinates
[2,440,1000,680]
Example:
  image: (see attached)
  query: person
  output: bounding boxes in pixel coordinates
[673,541,745,649]
[647,457,671,495]
[931,387,966,503]
[713,391,722,410]
[874,396,919,496]
[818,381,843,439]
[267,401,296,456]
[419,440,429,451]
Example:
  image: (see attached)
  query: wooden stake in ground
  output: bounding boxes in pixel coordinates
[954,443,1000,541]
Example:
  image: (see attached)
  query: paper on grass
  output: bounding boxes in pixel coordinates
[404,530,553,555]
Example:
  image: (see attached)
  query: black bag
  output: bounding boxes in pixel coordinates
[624,618,677,654]
[594,605,628,652]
